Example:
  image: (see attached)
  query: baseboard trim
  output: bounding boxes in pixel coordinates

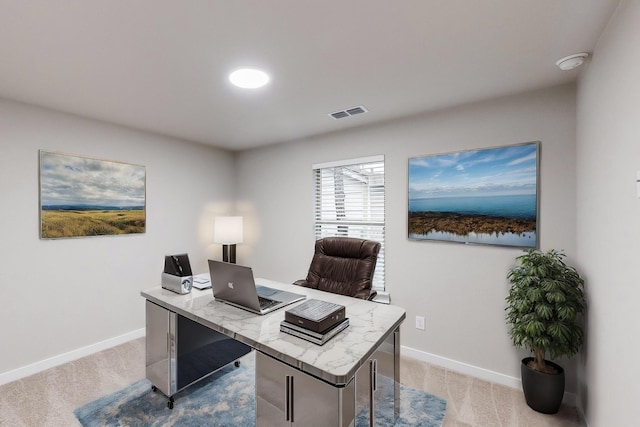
[0,328,145,386]
[577,404,589,427]
[401,345,577,407]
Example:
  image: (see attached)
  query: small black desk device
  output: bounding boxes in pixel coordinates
[162,253,193,294]
[164,254,193,277]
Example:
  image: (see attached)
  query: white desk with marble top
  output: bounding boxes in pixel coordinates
[142,278,406,426]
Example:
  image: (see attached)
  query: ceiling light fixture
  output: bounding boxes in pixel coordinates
[229,68,270,89]
[555,53,589,71]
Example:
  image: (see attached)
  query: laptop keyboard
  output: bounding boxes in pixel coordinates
[258,296,281,310]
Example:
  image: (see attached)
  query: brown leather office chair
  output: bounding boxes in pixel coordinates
[293,237,380,300]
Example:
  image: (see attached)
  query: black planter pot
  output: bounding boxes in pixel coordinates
[521,357,565,414]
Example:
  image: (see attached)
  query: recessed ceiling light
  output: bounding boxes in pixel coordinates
[555,53,589,71]
[229,68,270,89]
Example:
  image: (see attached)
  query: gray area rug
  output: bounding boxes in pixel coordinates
[75,352,446,426]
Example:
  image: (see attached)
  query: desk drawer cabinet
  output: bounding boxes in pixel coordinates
[256,352,355,426]
[145,300,251,405]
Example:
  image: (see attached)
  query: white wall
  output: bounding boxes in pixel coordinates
[0,83,582,398]
[0,99,235,379]
[236,85,579,392]
[576,0,640,425]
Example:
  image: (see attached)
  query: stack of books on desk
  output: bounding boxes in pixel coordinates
[280,299,349,345]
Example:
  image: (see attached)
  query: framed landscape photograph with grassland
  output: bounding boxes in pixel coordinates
[39,150,146,239]
[408,141,539,248]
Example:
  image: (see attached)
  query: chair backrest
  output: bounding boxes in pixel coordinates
[302,237,380,298]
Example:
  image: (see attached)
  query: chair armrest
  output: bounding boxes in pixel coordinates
[354,289,377,300]
[295,280,376,301]
[293,279,310,288]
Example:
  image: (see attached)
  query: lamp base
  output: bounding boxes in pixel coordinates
[222,244,237,264]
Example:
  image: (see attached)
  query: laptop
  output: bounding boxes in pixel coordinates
[208,260,306,315]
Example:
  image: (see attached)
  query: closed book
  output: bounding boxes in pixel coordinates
[280,318,349,345]
[284,299,346,333]
[281,318,350,340]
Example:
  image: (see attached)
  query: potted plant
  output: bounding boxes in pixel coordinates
[505,249,586,414]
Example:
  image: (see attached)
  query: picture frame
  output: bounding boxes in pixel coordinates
[39,150,146,239]
[408,141,539,248]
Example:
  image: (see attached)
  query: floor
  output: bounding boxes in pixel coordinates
[400,357,581,427]
[0,338,580,427]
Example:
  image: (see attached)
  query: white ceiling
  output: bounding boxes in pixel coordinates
[0,0,619,151]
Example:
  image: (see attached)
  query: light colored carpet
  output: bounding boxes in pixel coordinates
[0,338,581,426]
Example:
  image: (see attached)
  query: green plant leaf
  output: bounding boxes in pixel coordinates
[535,303,553,319]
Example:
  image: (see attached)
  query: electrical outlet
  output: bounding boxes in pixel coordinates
[415,316,425,330]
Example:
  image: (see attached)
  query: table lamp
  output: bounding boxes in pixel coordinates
[214,216,243,264]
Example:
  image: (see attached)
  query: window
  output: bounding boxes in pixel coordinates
[312,155,385,292]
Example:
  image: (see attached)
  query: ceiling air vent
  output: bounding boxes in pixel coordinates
[346,106,366,116]
[329,105,368,120]
[330,111,350,119]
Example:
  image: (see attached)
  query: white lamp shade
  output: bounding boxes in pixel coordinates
[214,216,243,244]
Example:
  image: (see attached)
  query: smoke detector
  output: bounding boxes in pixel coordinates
[555,53,589,71]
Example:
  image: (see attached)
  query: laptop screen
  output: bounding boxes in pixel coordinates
[208,260,305,314]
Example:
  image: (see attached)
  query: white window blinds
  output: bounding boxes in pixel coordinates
[312,156,385,291]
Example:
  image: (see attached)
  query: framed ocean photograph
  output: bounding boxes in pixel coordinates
[408,141,539,248]
[39,151,146,239]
